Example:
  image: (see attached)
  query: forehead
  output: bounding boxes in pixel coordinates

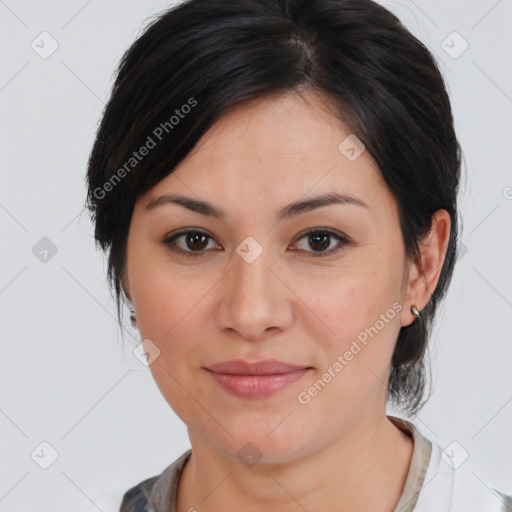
[140,90,388,214]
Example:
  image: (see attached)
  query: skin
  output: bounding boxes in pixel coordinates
[123,90,450,512]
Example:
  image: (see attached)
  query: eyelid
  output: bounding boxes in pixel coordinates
[163,228,221,258]
[292,227,349,243]
[290,228,350,257]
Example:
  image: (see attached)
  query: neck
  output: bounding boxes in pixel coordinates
[176,413,414,512]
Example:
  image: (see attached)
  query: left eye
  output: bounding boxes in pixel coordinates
[162,229,349,258]
[291,229,349,257]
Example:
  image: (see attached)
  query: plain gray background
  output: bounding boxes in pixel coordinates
[1,0,511,510]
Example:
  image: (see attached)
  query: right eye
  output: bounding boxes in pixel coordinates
[162,229,222,258]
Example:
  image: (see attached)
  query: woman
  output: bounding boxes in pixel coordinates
[85,0,511,510]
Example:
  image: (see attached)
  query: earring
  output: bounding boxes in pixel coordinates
[410,304,421,321]
[129,307,137,327]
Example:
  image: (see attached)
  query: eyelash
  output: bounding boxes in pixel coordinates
[161,228,350,258]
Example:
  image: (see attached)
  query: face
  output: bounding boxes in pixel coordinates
[124,90,416,463]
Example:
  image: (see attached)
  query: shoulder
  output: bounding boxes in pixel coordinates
[450,464,512,512]
[388,416,511,512]
[494,490,512,512]
[417,439,512,512]
[119,450,192,512]
[119,475,159,512]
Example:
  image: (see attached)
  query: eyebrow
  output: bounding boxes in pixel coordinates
[144,191,368,222]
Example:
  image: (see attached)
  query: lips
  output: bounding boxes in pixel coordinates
[204,359,312,399]
[206,358,309,375]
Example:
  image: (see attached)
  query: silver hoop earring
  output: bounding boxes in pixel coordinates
[410,304,421,321]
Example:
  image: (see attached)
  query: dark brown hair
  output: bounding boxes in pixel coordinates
[85,0,463,417]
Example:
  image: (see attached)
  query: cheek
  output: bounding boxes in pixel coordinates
[295,257,403,379]
[296,263,394,337]
[133,271,211,414]
[134,270,208,341]
[294,271,401,425]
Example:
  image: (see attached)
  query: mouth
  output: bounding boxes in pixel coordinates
[203,359,313,399]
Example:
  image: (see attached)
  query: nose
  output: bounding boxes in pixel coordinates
[215,242,294,342]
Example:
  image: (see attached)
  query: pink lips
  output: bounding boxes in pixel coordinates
[204,359,311,399]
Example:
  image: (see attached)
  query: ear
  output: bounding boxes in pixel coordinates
[400,209,451,327]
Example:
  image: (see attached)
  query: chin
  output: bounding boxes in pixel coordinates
[208,419,313,466]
